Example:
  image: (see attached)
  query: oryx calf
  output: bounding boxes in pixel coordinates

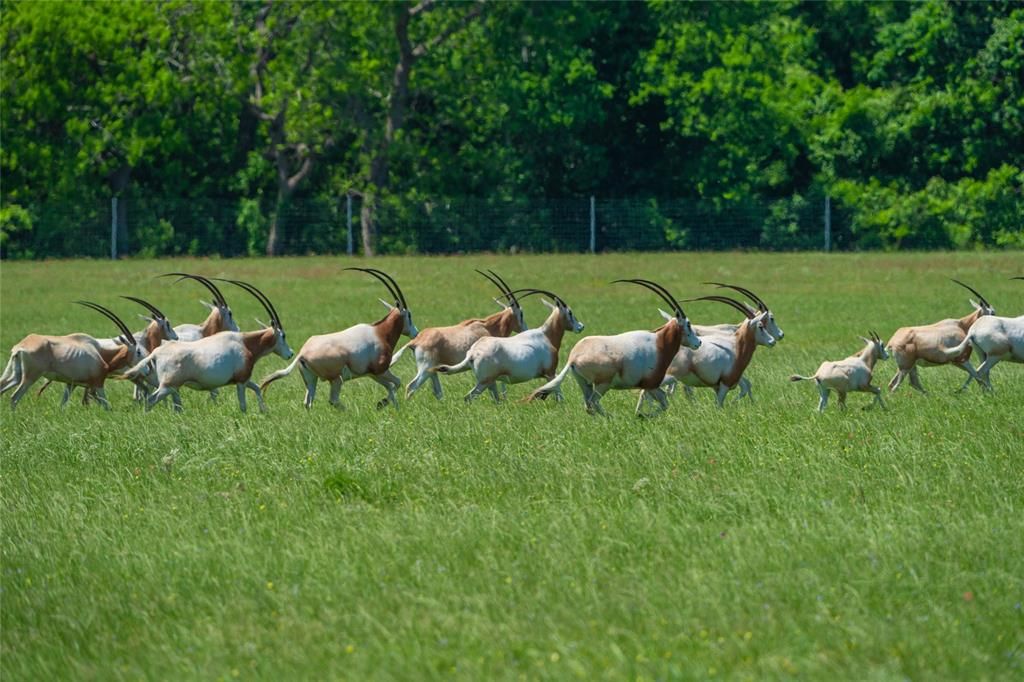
[434,288,584,402]
[121,280,291,413]
[886,280,992,393]
[527,279,700,417]
[1,302,146,410]
[260,268,417,410]
[390,270,527,400]
[790,332,889,412]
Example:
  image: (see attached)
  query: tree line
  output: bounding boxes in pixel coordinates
[2,0,1021,258]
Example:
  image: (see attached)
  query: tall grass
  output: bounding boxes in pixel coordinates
[2,253,1022,680]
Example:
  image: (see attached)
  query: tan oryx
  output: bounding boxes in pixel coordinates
[434,288,584,402]
[1,301,147,410]
[259,268,417,410]
[159,273,239,340]
[120,280,292,413]
[38,295,179,404]
[526,279,700,417]
[390,269,527,401]
[790,332,889,412]
[677,282,784,402]
[885,280,992,394]
[651,296,776,408]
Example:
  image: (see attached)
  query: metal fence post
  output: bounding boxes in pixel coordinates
[824,194,831,252]
[589,195,596,254]
[111,196,118,260]
[346,193,353,256]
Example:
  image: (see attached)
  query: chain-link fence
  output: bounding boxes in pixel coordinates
[3,192,853,259]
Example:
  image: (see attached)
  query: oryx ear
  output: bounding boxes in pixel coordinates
[200,299,215,310]
[859,335,872,345]
[255,318,270,329]
[541,298,556,310]
[378,298,396,311]
[137,313,156,323]
[658,308,674,322]
[969,298,979,309]
[493,297,509,310]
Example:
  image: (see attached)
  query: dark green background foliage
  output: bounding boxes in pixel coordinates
[2,1,1022,257]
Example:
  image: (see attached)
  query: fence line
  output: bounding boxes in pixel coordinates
[3,194,847,260]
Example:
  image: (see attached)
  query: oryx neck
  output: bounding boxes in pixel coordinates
[375,307,405,349]
[540,306,566,350]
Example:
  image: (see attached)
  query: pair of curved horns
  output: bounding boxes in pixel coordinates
[212,278,281,328]
[951,279,991,310]
[75,301,136,346]
[345,268,408,310]
[504,288,567,309]
[120,296,166,320]
[612,279,687,320]
[476,269,519,307]
[703,282,767,312]
[684,295,757,320]
[869,330,881,343]
[160,273,229,308]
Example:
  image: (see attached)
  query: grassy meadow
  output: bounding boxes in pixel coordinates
[1,252,1022,680]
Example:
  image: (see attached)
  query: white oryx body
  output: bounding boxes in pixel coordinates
[654,296,776,408]
[391,270,527,401]
[122,279,292,413]
[946,313,1024,390]
[886,281,994,394]
[260,268,417,410]
[1,302,146,410]
[435,291,584,402]
[528,279,700,416]
[790,333,889,412]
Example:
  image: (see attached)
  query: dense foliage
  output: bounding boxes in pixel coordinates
[2,0,1021,257]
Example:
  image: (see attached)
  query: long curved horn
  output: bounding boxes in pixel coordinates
[120,295,166,320]
[951,279,991,309]
[159,273,228,308]
[76,301,136,345]
[1012,277,1024,281]
[683,295,756,320]
[487,270,517,302]
[504,288,566,308]
[345,267,407,309]
[611,279,686,319]
[476,269,518,307]
[214,279,281,328]
[703,281,767,311]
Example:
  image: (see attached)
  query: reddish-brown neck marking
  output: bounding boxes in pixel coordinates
[142,321,162,352]
[234,328,279,381]
[98,344,134,373]
[199,308,227,337]
[374,308,405,351]
[958,308,983,332]
[540,306,567,351]
[639,319,683,389]
[482,308,518,337]
[721,320,758,387]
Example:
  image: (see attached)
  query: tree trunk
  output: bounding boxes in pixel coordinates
[360,193,377,257]
[108,164,132,257]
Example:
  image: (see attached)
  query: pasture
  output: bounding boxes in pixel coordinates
[2,252,1022,680]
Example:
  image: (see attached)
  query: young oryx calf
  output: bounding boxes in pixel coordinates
[527,279,700,417]
[650,296,776,408]
[121,280,291,413]
[886,280,993,394]
[390,269,527,401]
[260,268,417,410]
[434,288,584,402]
[790,331,889,412]
[1,302,146,410]
[160,273,239,340]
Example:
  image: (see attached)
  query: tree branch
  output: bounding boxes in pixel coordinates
[411,2,484,60]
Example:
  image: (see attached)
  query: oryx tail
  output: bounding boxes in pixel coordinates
[434,356,472,374]
[259,355,304,392]
[526,362,574,402]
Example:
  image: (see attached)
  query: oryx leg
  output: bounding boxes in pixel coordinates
[487,383,502,403]
[637,388,669,417]
[888,368,908,393]
[816,384,829,412]
[372,371,401,409]
[683,385,696,401]
[430,373,444,400]
[715,383,730,408]
[9,377,38,410]
[147,385,183,413]
[837,391,848,409]
[866,384,885,410]
[209,388,220,403]
[974,356,1000,392]
[954,361,981,392]
[299,365,318,409]
[735,377,753,403]
[404,367,431,400]
[572,372,595,412]
[91,387,112,411]
[588,384,610,416]
[329,377,344,409]
[236,383,248,413]
[464,381,491,403]
[908,367,927,394]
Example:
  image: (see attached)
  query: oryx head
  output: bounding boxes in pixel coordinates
[688,295,777,348]
[121,296,178,342]
[705,282,784,340]
[616,278,701,350]
[477,268,527,332]
[346,267,418,339]
[951,279,995,317]
[76,300,149,370]
[860,330,888,361]
[507,288,584,333]
[161,273,239,332]
[215,278,294,359]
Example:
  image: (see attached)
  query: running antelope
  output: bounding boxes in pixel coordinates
[886,280,992,394]
[790,332,889,412]
[650,296,776,408]
[943,279,1024,390]
[260,268,417,410]
[527,279,700,417]
[1,302,147,410]
[434,288,584,402]
[160,273,239,340]
[120,280,292,413]
[390,270,527,400]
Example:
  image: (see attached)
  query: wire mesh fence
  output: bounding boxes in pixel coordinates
[2,192,854,259]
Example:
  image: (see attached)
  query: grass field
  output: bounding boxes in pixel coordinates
[2,252,1022,680]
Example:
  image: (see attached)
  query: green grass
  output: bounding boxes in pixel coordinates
[2,253,1022,680]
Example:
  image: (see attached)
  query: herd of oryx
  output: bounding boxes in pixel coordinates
[1,269,1021,415]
